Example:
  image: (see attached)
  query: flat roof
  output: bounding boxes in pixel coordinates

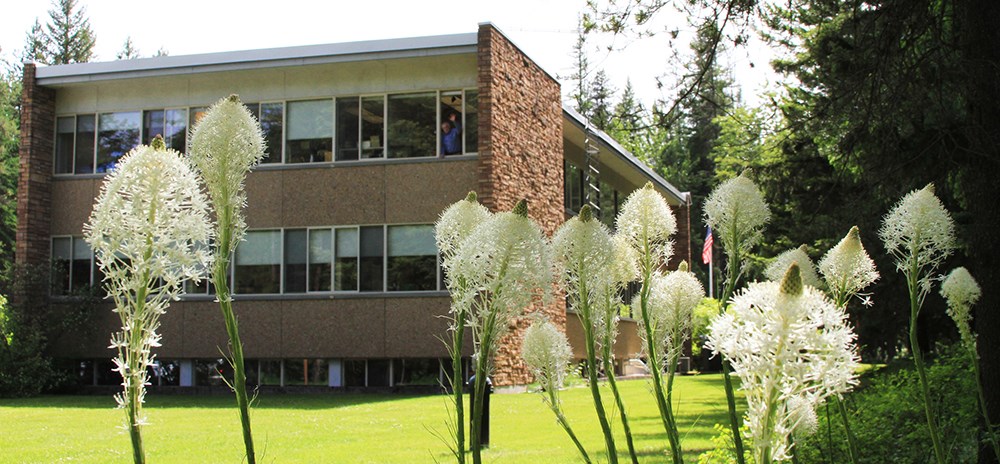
[34,32,479,86]
[563,105,690,206]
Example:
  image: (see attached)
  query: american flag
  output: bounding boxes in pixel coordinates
[702,226,714,265]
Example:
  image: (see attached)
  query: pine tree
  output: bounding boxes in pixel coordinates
[44,0,96,65]
[589,70,616,131]
[22,20,47,63]
[117,37,140,60]
[569,20,593,119]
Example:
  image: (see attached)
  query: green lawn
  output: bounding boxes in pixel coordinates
[0,375,734,463]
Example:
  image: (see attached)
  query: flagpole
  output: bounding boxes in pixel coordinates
[708,248,714,299]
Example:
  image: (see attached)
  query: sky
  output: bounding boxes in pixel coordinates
[1,0,779,109]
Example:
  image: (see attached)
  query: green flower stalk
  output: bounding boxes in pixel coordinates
[552,205,620,463]
[817,226,879,464]
[435,191,491,464]
[188,95,266,464]
[704,171,770,464]
[940,267,999,462]
[617,183,686,463]
[448,199,551,464]
[85,138,214,464]
[879,183,956,464]
[521,319,591,463]
[635,261,705,463]
[706,264,859,463]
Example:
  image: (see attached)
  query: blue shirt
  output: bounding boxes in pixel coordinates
[441,120,462,155]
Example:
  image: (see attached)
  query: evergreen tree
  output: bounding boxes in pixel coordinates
[569,20,593,119]
[0,58,21,269]
[588,70,615,131]
[42,0,96,65]
[22,20,47,64]
[117,37,140,60]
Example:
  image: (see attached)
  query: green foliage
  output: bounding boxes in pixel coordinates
[697,424,755,464]
[0,64,19,268]
[690,298,719,358]
[0,264,100,397]
[797,345,978,463]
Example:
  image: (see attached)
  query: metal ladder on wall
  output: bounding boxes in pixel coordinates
[583,126,601,219]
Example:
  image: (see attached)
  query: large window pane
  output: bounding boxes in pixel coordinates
[52,237,72,295]
[309,229,332,292]
[599,182,616,228]
[285,359,328,386]
[565,161,583,212]
[361,96,384,159]
[287,100,332,163]
[359,226,384,292]
[195,358,232,387]
[335,228,358,291]
[440,91,463,156]
[387,93,435,158]
[344,360,366,387]
[465,90,479,153]
[335,97,360,161]
[72,238,92,290]
[367,359,390,387]
[142,110,164,145]
[234,230,281,294]
[97,111,140,173]
[165,109,187,152]
[55,117,75,174]
[259,103,283,163]
[75,115,96,174]
[387,225,437,291]
[393,358,440,386]
[284,229,307,293]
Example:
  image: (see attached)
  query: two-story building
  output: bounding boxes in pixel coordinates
[16,23,690,390]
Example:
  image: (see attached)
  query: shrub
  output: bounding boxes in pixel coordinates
[797,345,978,463]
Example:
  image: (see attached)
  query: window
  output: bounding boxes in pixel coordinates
[367,359,391,387]
[286,99,333,163]
[392,358,441,386]
[387,93,435,158]
[195,358,232,387]
[439,90,478,156]
[359,226,384,292]
[344,360,366,387]
[245,359,281,386]
[51,236,92,295]
[234,230,281,294]
[142,109,187,152]
[387,225,437,291]
[55,117,74,174]
[565,161,583,212]
[336,96,385,161]
[309,229,333,292]
[335,228,358,291]
[284,229,307,293]
[96,111,141,172]
[245,102,284,163]
[285,359,328,386]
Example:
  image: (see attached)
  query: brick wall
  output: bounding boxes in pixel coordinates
[16,63,55,269]
[476,23,566,386]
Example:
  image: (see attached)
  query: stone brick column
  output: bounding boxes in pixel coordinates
[16,63,55,268]
[476,23,566,386]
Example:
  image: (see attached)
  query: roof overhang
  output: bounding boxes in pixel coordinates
[34,32,479,86]
[562,105,689,206]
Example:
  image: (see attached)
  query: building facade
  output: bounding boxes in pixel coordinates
[17,24,690,390]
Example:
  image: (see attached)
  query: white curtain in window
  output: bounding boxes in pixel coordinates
[287,100,333,140]
[388,225,436,257]
[236,230,282,265]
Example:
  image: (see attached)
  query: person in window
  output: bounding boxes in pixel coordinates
[440,112,462,157]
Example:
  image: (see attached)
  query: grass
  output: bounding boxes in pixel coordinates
[0,374,735,463]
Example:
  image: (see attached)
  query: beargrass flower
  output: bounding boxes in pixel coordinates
[704,172,770,260]
[85,139,213,464]
[188,95,266,254]
[616,182,676,267]
[638,262,705,372]
[187,94,266,464]
[449,199,550,463]
[765,245,821,289]
[879,183,956,297]
[941,267,981,350]
[819,226,879,308]
[551,205,622,462]
[522,318,591,463]
[706,264,859,463]
[879,184,956,464]
[434,191,490,464]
